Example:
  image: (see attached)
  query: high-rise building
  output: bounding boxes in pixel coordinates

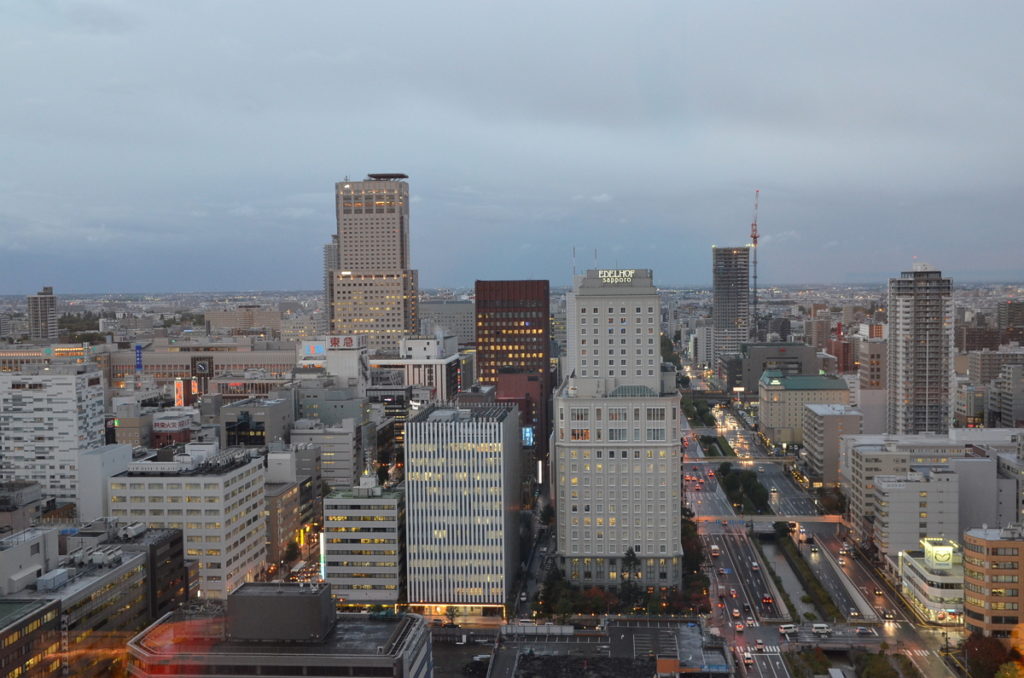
[553,269,683,589]
[711,247,749,367]
[887,264,954,435]
[475,280,550,384]
[0,363,105,501]
[327,174,419,355]
[404,405,521,617]
[475,280,551,458]
[26,286,57,342]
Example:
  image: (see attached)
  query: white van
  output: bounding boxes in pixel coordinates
[812,623,832,636]
[778,624,797,634]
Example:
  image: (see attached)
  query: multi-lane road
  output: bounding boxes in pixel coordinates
[682,393,963,678]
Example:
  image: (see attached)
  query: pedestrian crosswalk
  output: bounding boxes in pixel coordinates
[906,649,933,657]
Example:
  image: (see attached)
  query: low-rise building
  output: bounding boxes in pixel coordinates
[126,583,432,678]
[0,527,149,677]
[802,404,862,487]
[758,370,850,446]
[874,466,959,560]
[963,525,1024,643]
[898,538,964,626]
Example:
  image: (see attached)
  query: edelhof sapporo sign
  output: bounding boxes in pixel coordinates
[598,269,636,284]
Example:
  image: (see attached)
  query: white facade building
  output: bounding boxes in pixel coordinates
[108,444,266,599]
[841,429,1024,547]
[898,538,964,626]
[0,363,105,501]
[323,474,404,606]
[874,466,959,559]
[404,405,520,616]
[553,269,683,588]
[76,444,132,523]
[803,404,862,486]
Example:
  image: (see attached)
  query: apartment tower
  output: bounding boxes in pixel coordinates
[711,247,750,368]
[26,286,57,342]
[887,264,954,435]
[327,174,418,355]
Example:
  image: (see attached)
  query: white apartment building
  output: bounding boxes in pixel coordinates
[404,405,520,617]
[887,264,954,435]
[0,363,104,501]
[327,175,419,355]
[369,336,463,401]
[108,443,266,599]
[841,429,1024,547]
[874,466,959,559]
[803,404,862,486]
[323,474,404,606]
[554,268,683,589]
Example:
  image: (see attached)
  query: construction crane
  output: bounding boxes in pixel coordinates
[750,190,760,342]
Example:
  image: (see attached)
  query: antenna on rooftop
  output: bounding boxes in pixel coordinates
[750,190,760,341]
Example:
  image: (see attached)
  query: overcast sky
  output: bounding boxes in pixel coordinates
[2,2,1022,294]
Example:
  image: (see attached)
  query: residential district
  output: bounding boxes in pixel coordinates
[1,174,1024,678]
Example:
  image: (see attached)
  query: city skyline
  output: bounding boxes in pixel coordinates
[3,3,1024,293]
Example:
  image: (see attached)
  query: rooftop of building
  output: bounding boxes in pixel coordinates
[965,524,1024,542]
[410,404,513,424]
[805,403,861,416]
[0,599,54,632]
[760,370,848,389]
[133,606,418,659]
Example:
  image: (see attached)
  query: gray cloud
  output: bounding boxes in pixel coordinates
[1,1,1022,292]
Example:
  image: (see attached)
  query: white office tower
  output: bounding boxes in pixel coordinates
[554,269,683,589]
[405,405,520,617]
[887,264,954,435]
[328,174,419,355]
[0,363,104,501]
[107,443,266,599]
[323,473,404,606]
[711,247,750,367]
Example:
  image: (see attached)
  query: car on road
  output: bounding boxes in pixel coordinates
[770,487,778,493]
[873,587,884,596]
[746,616,755,626]
[732,608,741,618]
[734,622,745,632]
[520,592,528,602]
[809,545,819,553]
[761,593,774,604]
[838,556,847,565]
[883,610,896,620]
[778,624,797,634]
[755,639,765,651]
[855,627,873,636]
[849,608,862,618]
[757,466,765,472]
[730,588,737,598]
[743,652,754,665]
[717,568,726,575]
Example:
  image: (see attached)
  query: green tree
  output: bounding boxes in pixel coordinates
[995,662,1024,678]
[540,504,555,526]
[283,540,300,563]
[444,605,459,625]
